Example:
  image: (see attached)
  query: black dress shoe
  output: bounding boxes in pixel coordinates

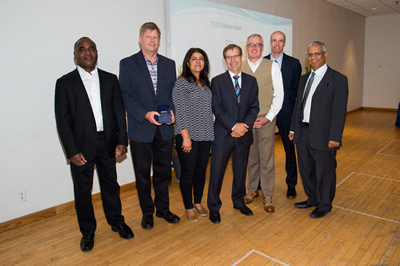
[155,210,180,224]
[141,215,154,229]
[234,205,253,216]
[310,208,329,218]
[209,211,221,224]
[80,233,94,252]
[286,185,297,199]
[294,201,315,209]
[111,223,134,239]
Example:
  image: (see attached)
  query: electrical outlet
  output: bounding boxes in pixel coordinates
[18,190,27,202]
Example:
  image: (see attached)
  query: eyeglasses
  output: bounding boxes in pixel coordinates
[306,52,324,57]
[225,54,241,61]
[246,43,263,48]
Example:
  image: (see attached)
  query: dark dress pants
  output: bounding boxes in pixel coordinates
[276,113,298,186]
[207,139,250,212]
[130,127,173,216]
[296,123,337,212]
[176,134,211,209]
[70,134,124,236]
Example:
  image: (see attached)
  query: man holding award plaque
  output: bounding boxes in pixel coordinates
[119,22,180,229]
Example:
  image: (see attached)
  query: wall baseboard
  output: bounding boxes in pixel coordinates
[0,182,137,233]
[362,107,398,112]
[347,107,363,115]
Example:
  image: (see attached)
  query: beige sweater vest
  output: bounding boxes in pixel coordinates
[242,59,274,116]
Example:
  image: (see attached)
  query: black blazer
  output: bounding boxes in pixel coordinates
[55,68,128,161]
[290,67,348,151]
[119,50,176,143]
[211,71,259,146]
[265,53,302,122]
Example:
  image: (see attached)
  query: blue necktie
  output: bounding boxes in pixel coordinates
[233,75,241,104]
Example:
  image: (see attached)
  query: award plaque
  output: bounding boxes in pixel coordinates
[157,105,172,123]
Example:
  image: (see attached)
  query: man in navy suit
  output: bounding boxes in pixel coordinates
[289,41,348,218]
[55,37,134,252]
[207,44,259,224]
[119,22,180,229]
[265,31,302,199]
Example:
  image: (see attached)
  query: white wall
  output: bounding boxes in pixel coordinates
[0,0,366,223]
[364,14,400,109]
[0,0,167,223]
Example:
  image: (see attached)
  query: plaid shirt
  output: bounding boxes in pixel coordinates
[144,55,158,95]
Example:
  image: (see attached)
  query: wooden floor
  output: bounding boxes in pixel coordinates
[1,110,400,265]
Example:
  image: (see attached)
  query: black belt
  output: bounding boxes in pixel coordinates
[97,131,104,135]
[302,122,309,126]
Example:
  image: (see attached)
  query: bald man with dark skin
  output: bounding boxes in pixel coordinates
[55,37,133,252]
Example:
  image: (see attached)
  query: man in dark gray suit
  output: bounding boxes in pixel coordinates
[119,22,180,229]
[289,41,348,218]
[265,31,302,199]
[207,44,259,224]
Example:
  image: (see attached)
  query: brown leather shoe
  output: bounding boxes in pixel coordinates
[193,204,208,217]
[244,191,259,204]
[185,209,199,223]
[263,197,275,212]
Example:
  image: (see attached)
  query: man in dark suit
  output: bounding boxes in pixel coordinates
[207,44,259,224]
[265,31,302,199]
[55,37,134,252]
[289,41,348,218]
[119,22,180,229]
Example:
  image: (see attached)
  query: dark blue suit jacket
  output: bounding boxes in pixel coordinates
[211,71,259,146]
[290,67,348,151]
[265,53,302,123]
[119,50,176,143]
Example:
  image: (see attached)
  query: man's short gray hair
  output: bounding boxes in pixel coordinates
[247,34,264,45]
[308,41,327,53]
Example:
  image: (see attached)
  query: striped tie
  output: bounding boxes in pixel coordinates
[233,75,241,104]
[301,72,315,120]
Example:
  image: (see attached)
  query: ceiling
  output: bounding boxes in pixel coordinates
[327,0,400,16]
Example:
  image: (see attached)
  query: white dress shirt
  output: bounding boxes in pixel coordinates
[247,57,284,121]
[228,70,242,88]
[302,64,328,123]
[77,66,104,131]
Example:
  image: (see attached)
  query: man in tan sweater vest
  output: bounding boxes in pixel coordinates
[242,34,284,212]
